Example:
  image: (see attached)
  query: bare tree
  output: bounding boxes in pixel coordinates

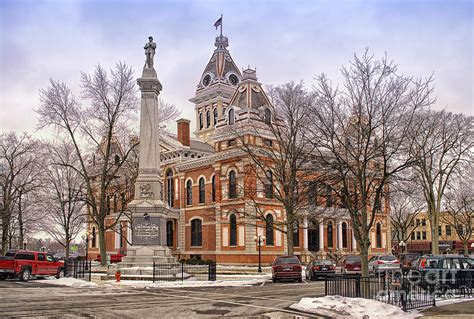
[443,167,474,255]
[235,82,316,255]
[158,98,181,129]
[410,110,473,254]
[40,141,86,258]
[0,133,41,254]
[36,63,139,265]
[389,177,425,251]
[308,51,435,276]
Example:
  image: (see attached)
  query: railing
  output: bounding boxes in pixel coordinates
[152,261,217,283]
[65,258,92,282]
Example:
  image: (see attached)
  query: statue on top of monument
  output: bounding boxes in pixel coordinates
[144,36,156,69]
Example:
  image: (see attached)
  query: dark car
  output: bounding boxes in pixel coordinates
[341,255,362,274]
[305,259,335,280]
[409,255,474,292]
[272,255,302,283]
[399,253,420,273]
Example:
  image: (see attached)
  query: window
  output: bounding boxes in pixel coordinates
[327,222,333,248]
[114,155,120,165]
[119,225,123,249]
[166,169,174,207]
[263,139,273,147]
[293,221,299,247]
[411,232,415,240]
[113,193,118,213]
[342,222,348,248]
[264,108,271,125]
[308,181,319,206]
[421,219,426,226]
[106,195,110,215]
[46,255,54,262]
[438,225,442,236]
[199,112,203,130]
[199,177,205,203]
[166,221,173,247]
[228,109,235,125]
[37,253,45,261]
[422,231,427,240]
[326,185,332,207]
[227,139,236,147]
[376,223,382,248]
[228,171,237,199]
[186,180,193,205]
[213,108,218,126]
[191,219,202,246]
[264,170,273,199]
[229,214,237,246]
[206,110,210,128]
[265,214,274,246]
[457,225,464,236]
[416,219,420,226]
[222,107,227,116]
[92,227,96,248]
[416,231,421,240]
[446,225,452,236]
[211,175,216,202]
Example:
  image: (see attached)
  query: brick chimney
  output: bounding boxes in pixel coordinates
[177,118,191,147]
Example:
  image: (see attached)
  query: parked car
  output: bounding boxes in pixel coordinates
[368,255,401,275]
[409,255,474,291]
[0,250,65,282]
[272,255,302,283]
[398,253,420,273]
[305,259,335,280]
[341,255,362,274]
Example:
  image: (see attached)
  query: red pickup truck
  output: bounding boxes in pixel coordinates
[0,250,65,282]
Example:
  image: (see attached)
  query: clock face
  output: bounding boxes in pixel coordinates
[202,74,212,86]
[229,74,239,86]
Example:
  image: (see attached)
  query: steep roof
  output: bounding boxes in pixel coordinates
[228,68,272,109]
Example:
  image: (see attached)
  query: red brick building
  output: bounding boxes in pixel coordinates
[87,33,391,264]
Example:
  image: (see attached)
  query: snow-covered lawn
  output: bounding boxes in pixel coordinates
[105,278,267,289]
[36,277,98,288]
[290,295,420,318]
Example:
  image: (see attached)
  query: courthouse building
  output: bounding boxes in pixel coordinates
[87,33,391,264]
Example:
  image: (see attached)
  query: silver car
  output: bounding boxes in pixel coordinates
[369,255,401,274]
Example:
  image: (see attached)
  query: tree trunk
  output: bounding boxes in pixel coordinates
[65,240,70,259]
[99,226,107,266]
[1,221,9,255]
[463,241,468,256]
[286,221,294,256]
[360,242,370,277]
[430,212,439,254]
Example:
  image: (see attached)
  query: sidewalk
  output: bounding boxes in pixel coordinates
[421,300,474,318]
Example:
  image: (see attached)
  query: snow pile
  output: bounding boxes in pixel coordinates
[107,279,266,289]
[290,296,419,319]
[37,277,98,288]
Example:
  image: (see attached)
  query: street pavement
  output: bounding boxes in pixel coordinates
[421,300,474,318]
[0,279,326,318]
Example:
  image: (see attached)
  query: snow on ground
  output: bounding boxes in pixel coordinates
[36,277,98,288]
[290,296,420,319]
[435,296,473,307]
[105,278,267,289]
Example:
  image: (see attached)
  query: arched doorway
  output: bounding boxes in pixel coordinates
[308,221,319,252]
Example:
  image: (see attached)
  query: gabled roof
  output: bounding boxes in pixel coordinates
[228,68,272,109]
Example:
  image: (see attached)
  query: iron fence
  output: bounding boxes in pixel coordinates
[65,258,91,281]
[152,261,217,282]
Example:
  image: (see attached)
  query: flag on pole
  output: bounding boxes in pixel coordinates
[214,17,222,30]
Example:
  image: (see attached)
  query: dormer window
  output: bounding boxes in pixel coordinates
[264,108,271,125]
[228,109,235,125]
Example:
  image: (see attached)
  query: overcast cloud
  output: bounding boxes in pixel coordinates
[0,0,472,135]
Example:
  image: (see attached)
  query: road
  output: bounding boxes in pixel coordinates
[0,279,326,318]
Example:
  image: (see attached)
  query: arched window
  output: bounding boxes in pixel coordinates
[265,214,274,246]
[206,110,210,128]
[327,222,333,248]
[265,170,273,198]
[228,109,235,125]
[293,221,299,247]
[186,180,192,205]
[326,185,333,207]
[113,193,118,213]
[342,222,348,248]
[264,108,271,125]
[376,223,382,248]
[199,177,205,204]
[228,170,237,199]
[92,227,96,248]
[166,169,174,207]
[213,108,218,126]
[211,175,216,202]
[166,220,173,247]
[114,155,120,165]
[191,219,202,246]
[199,112,203,130]
[229,214,237,246]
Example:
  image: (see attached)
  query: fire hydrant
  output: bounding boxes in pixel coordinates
[115,270,121,282]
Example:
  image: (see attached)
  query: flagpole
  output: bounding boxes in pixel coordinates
[220,14,223,37]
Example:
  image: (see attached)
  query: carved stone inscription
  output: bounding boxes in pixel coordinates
[132,216,161,245]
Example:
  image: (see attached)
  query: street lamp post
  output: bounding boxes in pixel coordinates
[82,235,89,261]
[23,239,27,250]
[254,235,265,273]
[399,240,406,253]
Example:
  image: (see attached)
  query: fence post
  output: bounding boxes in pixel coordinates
[325,278,328,295]
[181,262,184,281]
[153,261,155,283]
[356,275,361,298]
[88,260,91,281]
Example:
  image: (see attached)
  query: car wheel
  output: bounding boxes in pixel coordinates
[56,268,65,279]
[297,277,303,283]
[20,268,31,282]
[0,275,6,281]
[272,277,278,283]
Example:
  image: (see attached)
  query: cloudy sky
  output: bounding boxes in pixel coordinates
[0,0,472,135]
